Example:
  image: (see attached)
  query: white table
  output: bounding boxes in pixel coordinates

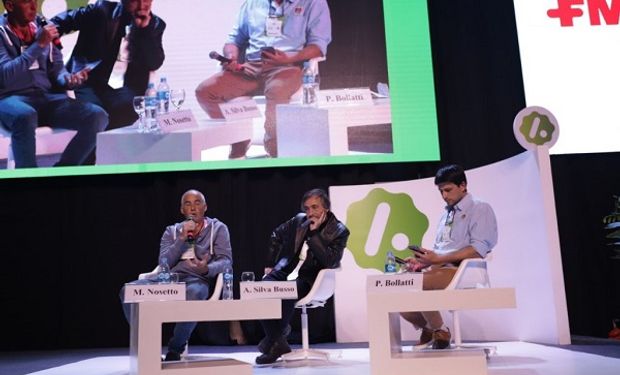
[367,288,516,375]
[129,299,281,375]
[276,98,392,157]
[96,118,252,165]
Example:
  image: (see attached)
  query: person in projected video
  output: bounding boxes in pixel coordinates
[0,0,108,168]
[255,188,349,364]
[195,0,332,159]
[400,164,498,350]
[51,0,165,130]
[120,189,232,362]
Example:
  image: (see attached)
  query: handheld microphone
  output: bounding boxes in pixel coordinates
[186,215,196,242]
[37,16,63,50]
[209,51,232,64]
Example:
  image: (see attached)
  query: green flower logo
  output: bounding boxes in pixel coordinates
[345,188,429,272]
[518,111,556,146]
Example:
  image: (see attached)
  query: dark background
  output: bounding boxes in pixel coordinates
[1,0,619,351]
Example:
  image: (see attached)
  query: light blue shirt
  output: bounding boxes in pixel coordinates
[227,0,332,61]
[433,193,498,258]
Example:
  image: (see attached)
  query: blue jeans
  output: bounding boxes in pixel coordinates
[0,91,108,168]
[120,277,211,355]
[75,86,139,130]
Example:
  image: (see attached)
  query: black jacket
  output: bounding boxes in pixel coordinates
[267,211,349,281]
[51,0,165,93]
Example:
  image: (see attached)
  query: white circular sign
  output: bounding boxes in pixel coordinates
[513,106,559,151]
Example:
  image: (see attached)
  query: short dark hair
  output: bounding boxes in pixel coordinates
[301,188,331,210]
[434,164,467,186]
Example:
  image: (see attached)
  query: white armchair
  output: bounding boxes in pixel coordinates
[281,267,340,362]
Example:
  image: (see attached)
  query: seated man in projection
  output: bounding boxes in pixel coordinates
[0,0,108,168]
[120,189,232,362]
[401,164,498,349]
[52,0,166,130]
[195,0,331,158]
[256,188,349,364]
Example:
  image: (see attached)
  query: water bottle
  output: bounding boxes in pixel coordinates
[158,258,171,283]
[385,251,397,274]
[144,82,159,132]
[222,266,233,300]
[156,77,170,114]
[302,61,317,106]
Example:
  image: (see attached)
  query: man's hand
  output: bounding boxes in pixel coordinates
[413,247,443,266]
[222,60,246,73]
[36,24,59,48]
[64,68,90,89]
[180,220,196,241]
[187,253,210,273]
[133,12,152,28]
[263,267,273,277]
[309,211,327,231]
[403,256,427,272]
[261,49,291,66]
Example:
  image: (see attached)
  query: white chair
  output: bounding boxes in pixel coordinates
[0,125,77,169]
[445,256,500,354]
[281,267,339,362]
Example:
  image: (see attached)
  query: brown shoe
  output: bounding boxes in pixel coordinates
[416,327,433,347]
[431,328,451,349]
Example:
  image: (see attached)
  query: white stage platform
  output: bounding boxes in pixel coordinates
[14,341,620,375]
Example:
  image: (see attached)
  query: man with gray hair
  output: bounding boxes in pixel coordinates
[121,189,232,362]
[256,188,349,364]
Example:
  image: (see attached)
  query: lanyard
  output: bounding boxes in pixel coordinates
[269,0,286,17]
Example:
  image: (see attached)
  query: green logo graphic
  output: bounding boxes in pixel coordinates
[1,1,89,14]
[346,188,429,272]
[518,111,556,146]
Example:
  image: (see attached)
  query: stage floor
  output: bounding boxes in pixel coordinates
[2,341,619,375]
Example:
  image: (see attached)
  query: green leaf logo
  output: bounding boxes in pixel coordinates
[345,188,429,272]
[518,111,556,146]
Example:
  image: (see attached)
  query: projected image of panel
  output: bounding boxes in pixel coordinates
[514,0,620,155]
[0,0,439,178]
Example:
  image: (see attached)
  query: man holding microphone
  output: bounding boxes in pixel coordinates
[195,0,332,158]
[120,189,232,361]
[0,0,108,168]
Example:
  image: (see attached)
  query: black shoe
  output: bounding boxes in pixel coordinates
[431,328,451,350]
[163,351,181,361]
[255,337,291,365]
[258,336,272,354]
[258,325,292,354]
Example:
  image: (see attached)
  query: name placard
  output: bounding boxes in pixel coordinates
[158,109,198,133]
[239,281,298,300]
[219,98,261,120]
[317,88,373,107]
[124,282,186,302]
[366,273,423,292]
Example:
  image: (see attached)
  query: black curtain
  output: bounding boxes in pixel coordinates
[1,0,619,350]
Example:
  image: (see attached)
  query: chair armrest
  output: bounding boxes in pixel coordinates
[208,273,224,300]
[138,265,160,280]
[445,258,490,290]
[296,267,340,308]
